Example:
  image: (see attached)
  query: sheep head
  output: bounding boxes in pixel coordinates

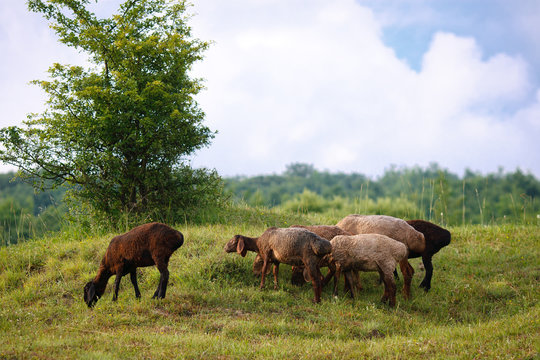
[83,281,99,308]
[224,235,248,257]
[252,254,272,275]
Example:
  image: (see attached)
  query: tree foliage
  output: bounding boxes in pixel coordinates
[225,163,540,225]
[0,0,218,222]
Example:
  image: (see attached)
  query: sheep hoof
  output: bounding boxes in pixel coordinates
[419,282,430,292]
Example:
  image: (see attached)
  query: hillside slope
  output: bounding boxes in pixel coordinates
[0,221,538,359]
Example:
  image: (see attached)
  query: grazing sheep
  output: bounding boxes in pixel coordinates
[252,225,351,286]
[406,219,451,291]
[224,227,332,303]
[336,214,426,299]
[328,234,408,307]
[83,222,184,308]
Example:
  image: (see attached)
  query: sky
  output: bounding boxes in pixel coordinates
[1,0,539,178]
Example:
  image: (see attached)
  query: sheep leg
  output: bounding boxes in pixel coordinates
[379,270,397,307]
[113,269,123,302]
[272,263,280,290]
[351,270,362,291]
[398,259,414,300]
[130,270,141,299]
[343,272,352,294]
[378,269,387,303]
[343,270,361,293]
[305,264,322,303]
[333,264,342,297]
[322,262,336,287]
[419,254,433,292]
[259,257,270,290]
[344,271,356,299]
[379,268,399,283]
[153,262,170,299]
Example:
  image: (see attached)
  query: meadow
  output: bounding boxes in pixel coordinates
[0,210,538,359]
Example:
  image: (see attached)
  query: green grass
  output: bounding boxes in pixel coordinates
[0,216,538,359]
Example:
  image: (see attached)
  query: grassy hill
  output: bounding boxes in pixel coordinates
[0,211,538,359]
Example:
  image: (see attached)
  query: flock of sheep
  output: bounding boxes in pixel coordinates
[83,215,451,308]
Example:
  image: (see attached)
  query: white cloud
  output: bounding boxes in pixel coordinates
[190,1,539,177]
[1,0,538,177]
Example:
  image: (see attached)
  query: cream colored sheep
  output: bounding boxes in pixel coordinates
[328,234,408,307]
[336,214,426,299]
[337,215,425,253]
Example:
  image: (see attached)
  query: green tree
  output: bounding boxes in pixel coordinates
[284,163,315,178]
[0,0,216,222]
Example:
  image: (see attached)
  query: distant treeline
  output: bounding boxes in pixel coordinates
[0,172,66,245]
[224,163,540,226]
[2,162,539,244]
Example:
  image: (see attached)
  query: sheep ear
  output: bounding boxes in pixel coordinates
[84,282,96,306]
[237,237,247,257]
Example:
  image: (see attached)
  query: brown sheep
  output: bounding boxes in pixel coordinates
[224,227,332,303]
[83,222,184,308]
[251,225,351,286]
[336,214,426,299]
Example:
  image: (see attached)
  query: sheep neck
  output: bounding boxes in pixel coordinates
[241,235,261,254]
[93,265,113,297]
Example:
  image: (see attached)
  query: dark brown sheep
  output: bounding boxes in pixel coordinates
[406,219,451,291]
[224,227,332,303]
[83,222,184,308]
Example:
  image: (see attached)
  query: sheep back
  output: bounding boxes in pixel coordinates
[101,222,184,273]
[290,225,351,240]
[330,234,408,273]
[406,219,451,257]
[253,225,343,277]
[336,214,425,253]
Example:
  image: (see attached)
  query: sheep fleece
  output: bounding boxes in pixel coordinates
[336,215,425,253]
[260,227,332,265]
[330,234,408,272]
